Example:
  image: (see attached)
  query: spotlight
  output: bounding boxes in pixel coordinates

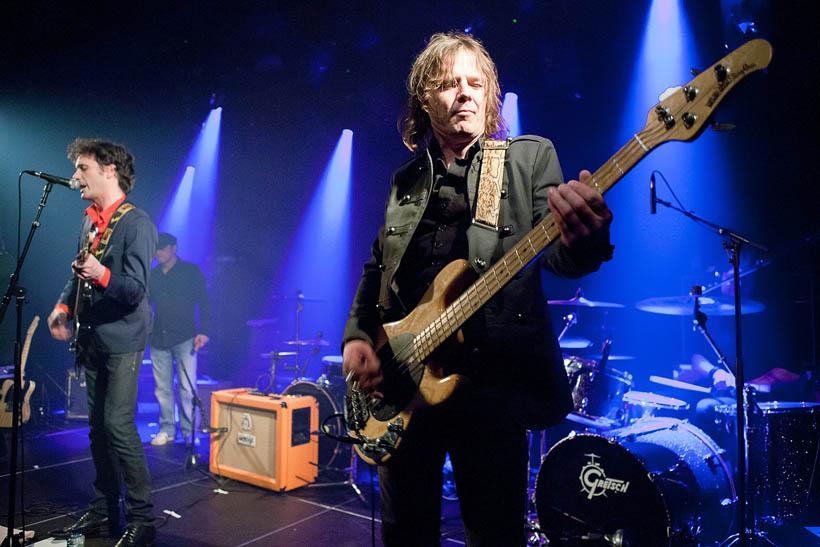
[208,92,225,109]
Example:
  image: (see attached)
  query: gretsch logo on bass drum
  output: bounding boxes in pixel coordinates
[579,453,630,500]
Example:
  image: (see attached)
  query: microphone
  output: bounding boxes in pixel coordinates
[23,170,80,190]
[200,425,228,434]
[649,172,656,214]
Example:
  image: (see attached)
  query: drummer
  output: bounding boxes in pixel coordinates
[676,353,817,433]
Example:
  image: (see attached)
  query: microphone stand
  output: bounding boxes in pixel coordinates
[653,197,775,546]
[0,179,59,547]
[178,356,203,469]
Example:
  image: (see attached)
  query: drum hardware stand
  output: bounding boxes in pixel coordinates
[691,287,735,377]
[305,449,367,504]
[654,197,773,546]
[556,312,577,342]
[262,350,298,393]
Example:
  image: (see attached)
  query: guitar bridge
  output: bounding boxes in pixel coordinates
[359,417,404,464]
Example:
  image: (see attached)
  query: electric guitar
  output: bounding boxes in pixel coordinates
[0,316,40,427]
[70,226,97,353]
[345,39,774,465]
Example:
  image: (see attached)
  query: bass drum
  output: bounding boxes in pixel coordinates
[282,379,350,470]
[535,418,735,546]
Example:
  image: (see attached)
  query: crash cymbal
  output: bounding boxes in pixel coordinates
[559,337,593,350]
[635,295,765,316]
[548,292,624,308]
[284,338,331,346]
[586,353,636,361]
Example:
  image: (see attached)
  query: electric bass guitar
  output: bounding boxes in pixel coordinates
[0,316,40,427]
[70,226,97,353]
[345,39,774,465]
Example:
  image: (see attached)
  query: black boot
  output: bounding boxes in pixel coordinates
[114,523,156,547]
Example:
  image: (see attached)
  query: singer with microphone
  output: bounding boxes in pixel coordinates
[147,232,211,448]
[46,138,157,546]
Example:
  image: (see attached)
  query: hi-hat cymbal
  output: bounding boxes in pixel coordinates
[559,337,593,349]
[635,295,765,316]
[284,338,331,346]
[548,295,624,308]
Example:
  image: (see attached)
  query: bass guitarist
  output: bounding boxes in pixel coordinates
[342,32,614,546]
[47,138,157,547]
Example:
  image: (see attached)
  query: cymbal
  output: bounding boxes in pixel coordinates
[259,351,298,358]
[283,338,331,346]
[548,295,624,308]
[559,337,593,349]
[635,295,765,316]
[586,353,636,361]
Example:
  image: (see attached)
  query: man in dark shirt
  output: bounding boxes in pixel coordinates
[343,32,613,545]
[48,138,157,546]
[148,233,210,446]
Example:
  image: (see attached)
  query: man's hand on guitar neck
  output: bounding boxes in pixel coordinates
[47,308,71,341]
[343,339,383,398]
[72,253,106,283]
[547,170,613,249]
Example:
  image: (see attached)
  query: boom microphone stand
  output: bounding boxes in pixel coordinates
[653,194,774,546]
[0,176,62,547]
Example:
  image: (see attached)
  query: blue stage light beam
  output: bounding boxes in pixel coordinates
[585,0,732,369]
[501,92,521,138]
[158,107,222,270]
[272,129,354,349]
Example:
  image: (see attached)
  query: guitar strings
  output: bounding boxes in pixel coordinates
[365,70,716,403]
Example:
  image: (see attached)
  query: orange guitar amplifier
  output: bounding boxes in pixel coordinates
[209,388,318,491]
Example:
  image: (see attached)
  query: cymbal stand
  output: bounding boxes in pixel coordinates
[556,312,577,342]
[654,196,772,546]
[691,289,734,376]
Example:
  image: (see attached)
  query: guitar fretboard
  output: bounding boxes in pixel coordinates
[412,128,659,362]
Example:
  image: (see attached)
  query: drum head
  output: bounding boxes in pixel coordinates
[536,433,670,546]
[623,390,688,410]
[282,380,348,469]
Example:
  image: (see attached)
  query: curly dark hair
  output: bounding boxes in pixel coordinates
[67,138,135,194]
[399,32,507,152]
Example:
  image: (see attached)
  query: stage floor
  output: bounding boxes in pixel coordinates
[0,414,468,547]
[2,412,819,546]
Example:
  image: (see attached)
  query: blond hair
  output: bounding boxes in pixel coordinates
[400,32,507,151]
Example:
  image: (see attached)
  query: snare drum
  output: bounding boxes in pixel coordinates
[622,390,689,423]
[536,418,735,546]
[564,356,632,424]
[282,380,350,470]
[716,401,820,523]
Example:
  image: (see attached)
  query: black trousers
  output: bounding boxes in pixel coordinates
[378,388,529,546]
[83,350,154,525]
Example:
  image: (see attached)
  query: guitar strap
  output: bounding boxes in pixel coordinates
[94,202,135,259]
[473,138,508,230]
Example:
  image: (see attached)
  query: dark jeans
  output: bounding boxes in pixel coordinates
[83,349,154,525]
[378,388,529,547]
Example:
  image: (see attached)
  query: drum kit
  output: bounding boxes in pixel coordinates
[528,288,820,547]
[251,294,362,498]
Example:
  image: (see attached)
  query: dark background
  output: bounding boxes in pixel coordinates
[1,1,818,408]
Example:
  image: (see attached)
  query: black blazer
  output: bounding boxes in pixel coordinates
[58,206,157,354]
[344,136,612,429]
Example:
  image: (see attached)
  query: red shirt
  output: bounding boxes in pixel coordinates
[55,196,126,316]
